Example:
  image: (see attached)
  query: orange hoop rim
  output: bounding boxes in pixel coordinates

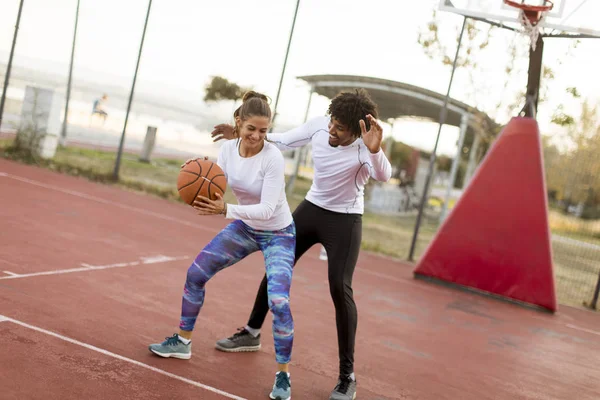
[504,0,554,26]
[503,0,554,13]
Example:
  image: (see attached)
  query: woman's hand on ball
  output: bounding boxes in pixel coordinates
[193,192,226,216]
[181,156,208,169]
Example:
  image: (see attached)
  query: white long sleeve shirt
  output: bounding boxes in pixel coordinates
[268,116,392,214]
[217,139,293,231]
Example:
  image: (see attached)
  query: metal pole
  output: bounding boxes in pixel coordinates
[113,0,152,180]
[60,0,81,145]
[269,0,300,131]
[286,87,313,196]
[384,120,395,161]
[463,132,481,187]
[408,17,468,261]
[0,0,25,131]
[440,113,469,223]
[589,270,600,310]
[524,35,543,118]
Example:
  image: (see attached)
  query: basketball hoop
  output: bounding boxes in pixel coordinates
[504,0,554,50]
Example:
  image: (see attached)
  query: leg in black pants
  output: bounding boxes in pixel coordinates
[321,212,361,377]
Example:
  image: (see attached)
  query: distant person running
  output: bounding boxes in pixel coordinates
[92,94,108,124]
[211,89,392,400]
[149,91,296,400]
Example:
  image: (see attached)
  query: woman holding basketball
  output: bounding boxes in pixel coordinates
[149,91,295,400]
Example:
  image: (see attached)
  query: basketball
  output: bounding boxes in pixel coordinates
[177,158,227,205]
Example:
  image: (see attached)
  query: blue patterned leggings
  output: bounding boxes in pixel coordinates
[180,220,295,364]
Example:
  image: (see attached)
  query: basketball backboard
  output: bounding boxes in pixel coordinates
[438,0,600,38]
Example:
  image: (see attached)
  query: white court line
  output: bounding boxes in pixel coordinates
[1,173,217,233]
[2,271,20,276]
[0,315,246,400]
[141,255,184,264]
[566,324,600,337]
[0,255,189,280]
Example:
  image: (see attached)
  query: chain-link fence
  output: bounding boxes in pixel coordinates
[544,190,600,309]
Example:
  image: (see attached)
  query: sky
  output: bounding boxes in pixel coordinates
[1,0,600,156]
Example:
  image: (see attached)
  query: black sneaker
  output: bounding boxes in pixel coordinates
[329,375,357,400]
[215,327,261,352]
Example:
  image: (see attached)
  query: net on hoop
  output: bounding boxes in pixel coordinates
[503,0,554,50]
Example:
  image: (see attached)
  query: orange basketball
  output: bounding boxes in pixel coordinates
[177,158,227,205]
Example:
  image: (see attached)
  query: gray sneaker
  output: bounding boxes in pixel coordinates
[329,375,357,400]
[215,327,261,352]
[269,371,291,400]
[149,334,191,359]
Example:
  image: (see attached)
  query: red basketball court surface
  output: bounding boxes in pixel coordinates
[1,158,599,399]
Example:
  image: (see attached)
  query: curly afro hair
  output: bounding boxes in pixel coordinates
[327,89,378,138]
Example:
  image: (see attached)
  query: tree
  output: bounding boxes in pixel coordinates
[203,76,252,106]
[544,96,600,218]
[387,140,415,183]
[436,154,452,172]
[385,139,452,187]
